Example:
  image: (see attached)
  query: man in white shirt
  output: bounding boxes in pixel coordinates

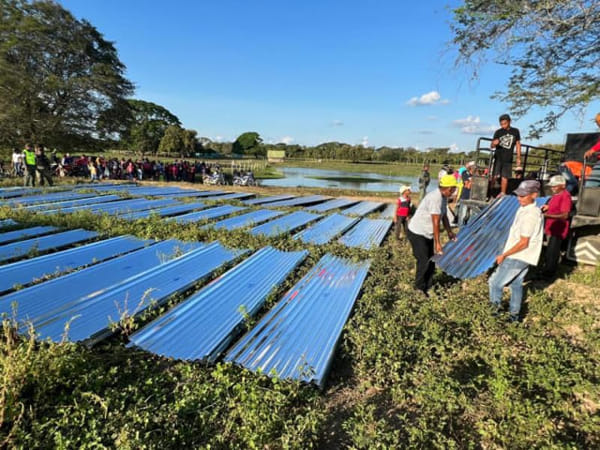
[407,174,457,294]
[489,180,543,322]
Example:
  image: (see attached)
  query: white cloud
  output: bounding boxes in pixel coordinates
[449,143,460,153]
[331,120,344,127]
[279,136,294,145]
[406,90,449,106]
[452,115,496,134]
[361,136,369,147]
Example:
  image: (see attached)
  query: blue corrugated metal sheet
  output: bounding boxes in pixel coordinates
[0,239,203,324]
[379,203,396,219]
[433,196,548,279]
[43,198,148,215]
[0,235,148,293]
[306,198,359,213]
[173,190,227,198]
[265,195,331,208]
[171,205,247,223]
[121,202,206,220]
[0,187,42,198]
[250,211,321,237]
[25,194,121,211]
[338,218,392,250]
[206,209,285,230]
[225,254,371,388]
[341,201,384,217]
[32,242,246,343]
[202,192,255,201]
[0,226,58,245]
[128,246,307,361]
[0,229,99,263]
[242,194,296,205]
[117,186,197,197]
[294,213,359,245]
[0,219,17,229]
[99,198,178,215]
[8,192,97,206]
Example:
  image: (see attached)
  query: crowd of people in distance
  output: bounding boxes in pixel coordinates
[8,146,225,185]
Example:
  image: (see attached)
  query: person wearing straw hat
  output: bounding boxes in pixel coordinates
[540,174,572,279]
[407,174,458,295]
[489,180,543,322]
[394,185,412,240]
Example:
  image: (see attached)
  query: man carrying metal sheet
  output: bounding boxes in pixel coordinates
[489,180,543,322]
[407,175,457,295]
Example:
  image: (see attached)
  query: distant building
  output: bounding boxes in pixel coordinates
[267,150,286,163]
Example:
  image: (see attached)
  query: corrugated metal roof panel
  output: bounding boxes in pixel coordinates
[25,194,121,211]
[294,213,359,245]
[32,242,245,343]
[44,198,149,215]
[206,209,285,231]
[433,196,548,279]
[202,192,255,201]
[128,246,307,361]
[0,235,148,293]
[338,218,392,250]
[0,229,99,263]
[171,205,247,223]
[250,211,321,237]
[265,195,331,208]
[170,190,227,198]
[121,202,206,220]
[225,254,371,388]
[378,203,396,219]
[242,194,296,205]
[100,198,178,215]
[0,226,58,245]
[306,198,359,213]
[341,201,384,217]
[8,192,97,206]
[0,239,203,324]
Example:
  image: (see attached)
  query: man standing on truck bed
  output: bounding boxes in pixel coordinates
[491,114,521,196]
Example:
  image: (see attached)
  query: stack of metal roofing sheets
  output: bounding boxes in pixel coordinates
[170,190,227,198]
[206,209,284,231]
[0,240,203,334]
[338,218,392,250]
[225,254,371,388]
[32,242,245,344]
[0,236,148,292]
[171,205,246,223]
[242,194,296,206]
[25,194,122,211]
[379,203,396,219]
[43,198,146,215]
[306,197,359,213]
[294,213,359,245]
[250,211,321,237]
[202,192,255,201]
[433,196,548,279]
[0,229,99,263]
[0,226,57,245]
[0,187,42,198]
[341,201,384,217]
[121,202,206,220]
[128,247,308,361]
[265,195,331,208]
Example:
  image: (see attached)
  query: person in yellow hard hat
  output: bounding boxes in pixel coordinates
[407,174,457,295]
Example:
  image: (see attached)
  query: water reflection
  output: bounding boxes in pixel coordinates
[261,167,438,193]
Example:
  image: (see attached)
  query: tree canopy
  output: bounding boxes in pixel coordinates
[451,0,600,138]
[124,99,181,154]
[0,0,134,149]
[233,132,264,157]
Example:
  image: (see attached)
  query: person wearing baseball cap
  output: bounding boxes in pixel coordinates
[540,175,572,279]
[407,174,457,295]
[394,185,412,240]
[489,180,543,322]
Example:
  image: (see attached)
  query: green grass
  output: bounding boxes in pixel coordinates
[0,192,599,448]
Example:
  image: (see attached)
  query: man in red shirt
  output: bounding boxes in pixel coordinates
[540,175,572,279]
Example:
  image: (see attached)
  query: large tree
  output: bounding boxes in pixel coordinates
[451,0,600,138]
[0,0,134,149]
[124,99,181,154]
[232,132,264,157]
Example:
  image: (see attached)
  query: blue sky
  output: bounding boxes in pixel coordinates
[62,0,599,151]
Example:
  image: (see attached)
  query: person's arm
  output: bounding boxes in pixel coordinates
[496,236,530,264]
[584,140,600,159]
[442,214,456,241]
[515,140,522,166]
[393,203,399,223]
[432,214,442,254]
